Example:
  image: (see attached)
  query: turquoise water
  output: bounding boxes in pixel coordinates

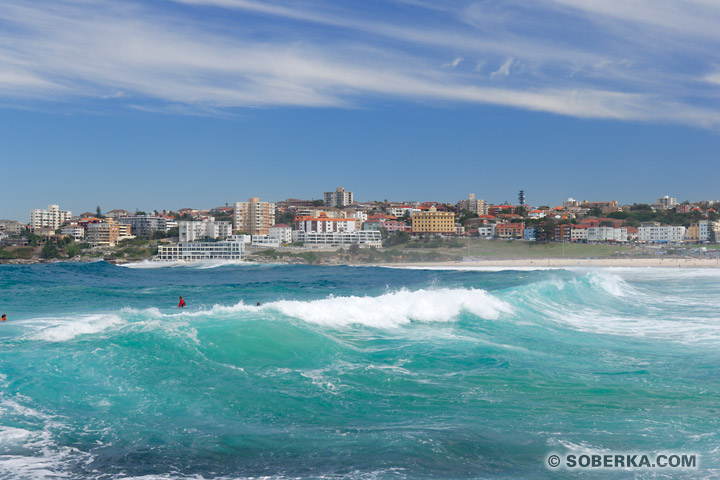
[1,261,719,479]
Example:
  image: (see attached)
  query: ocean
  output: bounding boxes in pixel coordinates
[0,261,718,479]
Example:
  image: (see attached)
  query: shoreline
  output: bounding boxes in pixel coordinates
[371,257,720,269]
[4,256,720,269]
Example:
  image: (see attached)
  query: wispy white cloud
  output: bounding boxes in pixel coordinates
[490,58,513,78]
[442,57,463,68]
[546,0,720,39]
[704,71,720,86]
[0,0,719,127]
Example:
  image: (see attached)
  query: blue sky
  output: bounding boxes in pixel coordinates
[1,0,720,220]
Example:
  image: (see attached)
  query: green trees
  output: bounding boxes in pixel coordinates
[384,231,410,247]
[41,242,59,259]
[64,242,89,258]
[275,210,296,226]
[535,219,556,243]
[457,210,479,224]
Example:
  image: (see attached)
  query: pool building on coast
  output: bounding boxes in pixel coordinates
[157,235,247,261]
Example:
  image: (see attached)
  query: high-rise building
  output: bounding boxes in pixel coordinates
[234,198,276,235]
[30,204,72,231]
[456,193,488,215]
[324,187,354,208]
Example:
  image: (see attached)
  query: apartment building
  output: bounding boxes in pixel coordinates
[179,217,232,242]
[269,224,292,243]
[30,205,72,231]
[494,223,524,239]
[456,193,488,215]
[292,230,382,247]
[411,206,455,234]
[295,213,356,233]
[587,227,628,243]
[654,195,677,210]
[0,220,25,235]
[234,198,276,235]
[685,220,710,243]
[324,187,354,208]
[60,224,86,241]
[119,216,169,237]
[251,235,282,248]
[638,223,686,243]
[86,220,133,246]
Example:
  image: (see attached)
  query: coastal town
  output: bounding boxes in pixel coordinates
[1,188,719,264]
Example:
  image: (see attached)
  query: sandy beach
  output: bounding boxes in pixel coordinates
[377,257,720,268]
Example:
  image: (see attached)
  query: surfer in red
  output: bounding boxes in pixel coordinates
[178,296,186,308]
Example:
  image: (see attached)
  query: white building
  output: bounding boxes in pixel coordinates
[157,235,246,261]
[119,216,169,237]
[527,209,546,219]
[179,217,232,242]
[388,207,421,218]
[30,205,72,231]
[292,230,382,247]
[324,187,354,208]
[655,195,677,210]
[477,225,494,238]
[251,235,282,248]
[295,213,356,233]
[699,220,710,242]
[61,224,86,241]
[587,227,628,243]
[350,211,368,223]
[638,223,686,243]
[571,227,589,242]
[562,198,581,208]
[268,224,292,244]
[0,220,25,235]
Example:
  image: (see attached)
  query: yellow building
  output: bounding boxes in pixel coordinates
[411,206,455,234]
[85,219,133,246]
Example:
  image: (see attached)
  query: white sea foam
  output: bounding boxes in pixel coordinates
[267,288,513,327]
[586,271,634,297]
[381,265,568,272]
[509,272,720,345]
[553,310,720,345]
[0,396,89,480]
[19,314,125,342]
[122,259,256,269]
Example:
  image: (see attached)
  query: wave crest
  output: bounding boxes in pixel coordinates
[268,288,513,327]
